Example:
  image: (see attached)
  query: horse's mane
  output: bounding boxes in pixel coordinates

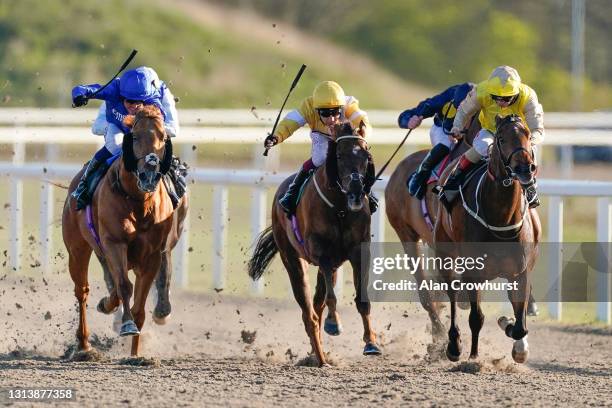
[335,122,355,140]
[123,105,163,129]
[496,114,530,137]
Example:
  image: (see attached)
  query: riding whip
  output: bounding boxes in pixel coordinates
[72,49,138,107]
[263,64,307,156]
[373,128,413,182]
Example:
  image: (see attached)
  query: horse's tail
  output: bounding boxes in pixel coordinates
[248,226,277,281]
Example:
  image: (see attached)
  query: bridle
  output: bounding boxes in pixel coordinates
[333,135,368,194]
[123,116,173,192]
[488,117,536,187]
[313,134,369,217]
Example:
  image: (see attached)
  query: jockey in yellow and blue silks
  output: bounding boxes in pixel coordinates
[70,66,180,210]
[263,81,378,215]
[440,66,545,209]
[398,82,475,199]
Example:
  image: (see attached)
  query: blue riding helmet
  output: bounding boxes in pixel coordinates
[119,67,157,101]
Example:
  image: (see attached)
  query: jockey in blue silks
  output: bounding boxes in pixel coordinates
[398,82,474,199]
[70,66,180,209]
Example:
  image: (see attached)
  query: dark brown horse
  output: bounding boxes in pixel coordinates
[385,116,481,342]
[435,114,541,363]
[62,105,189,357]
[248,121,381,367]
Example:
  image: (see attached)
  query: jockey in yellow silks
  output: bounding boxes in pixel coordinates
[263,81,378,215]
[440,66,545,208]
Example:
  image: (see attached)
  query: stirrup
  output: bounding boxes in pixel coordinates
[279,194,296,216]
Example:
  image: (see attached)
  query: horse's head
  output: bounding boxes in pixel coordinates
[491,114,536,186]
[327,121,370,212]
[122,105,173,193]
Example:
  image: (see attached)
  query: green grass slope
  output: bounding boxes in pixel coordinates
[0,0,430,109]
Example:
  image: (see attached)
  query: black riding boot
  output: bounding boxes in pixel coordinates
[523,181,541,209]
[279,167,310,216]
[364,155,378,214]
[71,157,104,210]
[408,143,450,199]
[439,157,477,212]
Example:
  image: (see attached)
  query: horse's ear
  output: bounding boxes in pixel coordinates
[123,114,136,129]
[122,132,137,172]
[159,138,173,174]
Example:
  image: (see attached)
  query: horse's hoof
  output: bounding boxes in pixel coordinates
[446,345,461,362]
[96,297,118,315]
[512,348,529,363]
[320,362,332,368]
[152,312,170,325]
[512,336,529,363]
[119,320,140,337]
[363,342,382,356]
[324,318,342,336]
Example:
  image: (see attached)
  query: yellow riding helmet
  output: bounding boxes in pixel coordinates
[486,66,521,97]
[313,81,346,109]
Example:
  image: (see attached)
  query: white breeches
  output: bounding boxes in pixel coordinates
[429,124,456,148]
[311,131,330,167]
[104,123,124,155]
[473,128,495,157]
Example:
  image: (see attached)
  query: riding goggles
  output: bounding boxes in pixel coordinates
[491,94,516,103]
[318,107,342,118]
[124,99,144,105]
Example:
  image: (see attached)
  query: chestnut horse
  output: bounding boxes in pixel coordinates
[435,114,541,363]
[385,115,481,342]
[248,122,381,367]
[62,105,188,356]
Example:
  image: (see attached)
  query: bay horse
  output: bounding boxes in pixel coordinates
[62,105,189,356]
[435,114,541,363]
[385,115,481,343]
[248,121,381,367]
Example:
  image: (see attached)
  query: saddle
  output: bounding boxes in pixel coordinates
[294,170,315,209]
[426,153,454,185]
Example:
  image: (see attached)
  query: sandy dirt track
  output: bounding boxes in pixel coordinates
[0,276,610,407]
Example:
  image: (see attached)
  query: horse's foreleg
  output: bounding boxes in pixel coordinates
[414,263,446,342]
[446,287,462,362]
[499,274,530,363]
[130,254,160,356]
[313,271,326,339]
[153,251,172,325]
[349,248,381,356]
[68,247,93,352]
[104,243,138,337]
[468,289,484,359]
[96,255,121,315]
[320,258,342,337]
